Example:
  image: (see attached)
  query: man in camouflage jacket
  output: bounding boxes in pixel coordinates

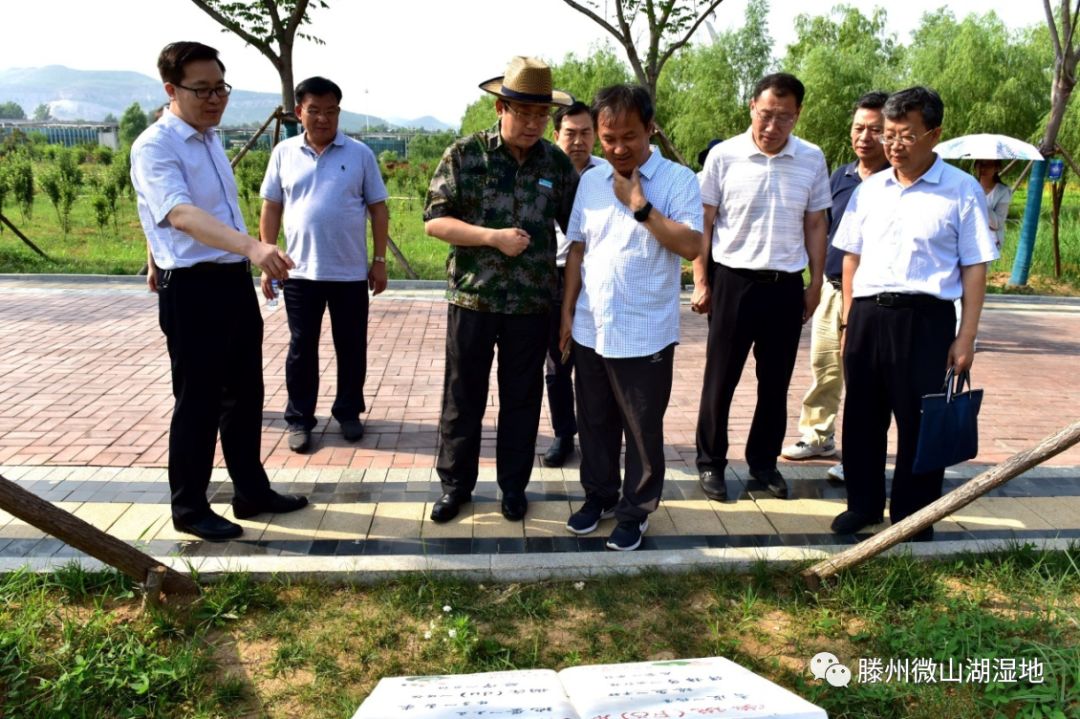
[423,57,579,523]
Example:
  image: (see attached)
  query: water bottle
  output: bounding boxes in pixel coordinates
[267,279,281,310]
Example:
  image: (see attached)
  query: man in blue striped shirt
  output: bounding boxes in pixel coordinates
[560,85,703,551]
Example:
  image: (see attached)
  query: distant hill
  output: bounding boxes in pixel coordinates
[386,115,455,132]
[0,65,452,132]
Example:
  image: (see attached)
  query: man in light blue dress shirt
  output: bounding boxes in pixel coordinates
[131,42,307,542]
[560,85,703,551]
[831,86,998,540]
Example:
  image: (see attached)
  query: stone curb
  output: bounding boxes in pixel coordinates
[3,537,1074,585]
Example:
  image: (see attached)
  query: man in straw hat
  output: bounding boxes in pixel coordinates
[424,57,580,523]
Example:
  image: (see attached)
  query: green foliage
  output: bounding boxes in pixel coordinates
[119,102,150,146]
[406,131,458,164]
[903,10,1051,143]
[38,148,83,237]
[552,43,633,106]
[459,96,497,136]
[231,148,270,224]
[783,6,901,169]
[32,102,52,121]
[0,100,26,120]
[8,153,35,221]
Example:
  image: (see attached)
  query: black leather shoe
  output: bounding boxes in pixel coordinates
[501,491,528,521]
[173,512,243,542]
[287,427,311,453]
[340,419,365,442]
[698,470,728,502]
[232,490,309,519]
[430,492,470,523]
[542,436,575,467]
[750,467,788,499]
[830,509,884,534]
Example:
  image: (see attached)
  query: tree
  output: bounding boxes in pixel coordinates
[119,102,149,146]
[407,131,457,164]
[561,0,727,162]
[188,0,327,131]
[32,103,52,121]
[782,5,902,170]
[1011,0,1080,285]
[0,101,25,120]
[659,0,773,167]
[552,44,633,106]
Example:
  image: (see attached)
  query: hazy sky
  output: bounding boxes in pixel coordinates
[0,0,1048,125]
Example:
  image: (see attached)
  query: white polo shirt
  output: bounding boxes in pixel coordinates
[699,128,831,273]
[568,147,703,358]
[260,130,389,282]
[832,155,999,300]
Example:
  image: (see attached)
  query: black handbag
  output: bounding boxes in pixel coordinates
[912,368,983,474]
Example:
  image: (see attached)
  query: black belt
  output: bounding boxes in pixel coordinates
[856,293,950,308]
[723,265,801,283]
[827,277,842,290]
[173,260,250,274]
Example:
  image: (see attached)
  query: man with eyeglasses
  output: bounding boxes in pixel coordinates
[692,73,831,503]
[131,41,307,542]
[782,91,891,480]
[424,57,579,523]
[258,76,389,455]
[830,86,998,540]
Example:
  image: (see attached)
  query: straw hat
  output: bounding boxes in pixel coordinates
[479,56,573,107]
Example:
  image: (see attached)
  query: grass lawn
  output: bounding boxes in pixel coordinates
[1,546,1077,719]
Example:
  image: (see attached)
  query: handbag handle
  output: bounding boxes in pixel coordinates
[942,367,971,402]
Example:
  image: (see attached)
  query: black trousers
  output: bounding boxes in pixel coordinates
[436,305,548,496]
[841,297,956,524]
[156,264,272,522]
[696,264,804,473]
[544,268,577,438]
[282,278,369,430]
[575,342,674,522]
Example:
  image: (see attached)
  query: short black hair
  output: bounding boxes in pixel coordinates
[157,42,225,85]
[854,91,888,113]
[295,76,343,104]
[883,86,944,130]
[554,100,590,131]
[752,73,805,107]
[697,138,723,167]
[591,84,654,127]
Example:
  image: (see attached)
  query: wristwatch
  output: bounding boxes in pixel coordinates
[372,256,386,263]
[633,201,653,222]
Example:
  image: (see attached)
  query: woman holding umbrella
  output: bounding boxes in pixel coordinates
[975,159,1013,249]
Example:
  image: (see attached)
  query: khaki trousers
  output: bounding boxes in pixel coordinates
[796,281,844,444]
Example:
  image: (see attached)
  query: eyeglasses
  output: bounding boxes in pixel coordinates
[879,129,934,147]
[174,82,233,99]
[752,108,797,127]
[503,103,553,125]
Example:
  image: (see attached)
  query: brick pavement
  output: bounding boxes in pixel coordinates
[0,278,1078,570]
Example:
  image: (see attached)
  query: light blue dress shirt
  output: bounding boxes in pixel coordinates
[130,108,247,269]
[832,155,999,300]
[568,147,703,359]
[260,131,389,282]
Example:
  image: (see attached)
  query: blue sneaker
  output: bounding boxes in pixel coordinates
[605,518,648,551]
[566,497,617,535]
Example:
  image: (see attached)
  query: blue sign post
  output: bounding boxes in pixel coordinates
[1009,161,1048,286]
[1048,159,1065,182]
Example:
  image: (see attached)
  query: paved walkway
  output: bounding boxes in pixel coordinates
[1,277,1078,579]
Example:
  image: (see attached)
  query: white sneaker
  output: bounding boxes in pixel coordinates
[827,463,845,481]
[781,437,836,460]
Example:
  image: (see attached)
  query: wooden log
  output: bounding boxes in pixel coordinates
[0,212,50,260]
[386,236,419,280]
[0,473,199,596]
[802,420,1080,590]
[143,566,166,610]
[230,106,282,169]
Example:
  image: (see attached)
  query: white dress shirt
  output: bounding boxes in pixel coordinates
[832,155,999,300]
[130,108,247,269]
[568,147,703,358]
[555,155,607,267]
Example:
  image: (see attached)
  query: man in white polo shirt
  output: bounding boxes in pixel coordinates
[259,76,390,453]
[560,84,702,551]
[831,86,997,540]
[692,73,830,503]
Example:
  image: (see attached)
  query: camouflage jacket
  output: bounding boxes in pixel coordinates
[423,126,579,314]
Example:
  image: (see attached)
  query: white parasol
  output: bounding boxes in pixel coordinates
[935,133,1044,161]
